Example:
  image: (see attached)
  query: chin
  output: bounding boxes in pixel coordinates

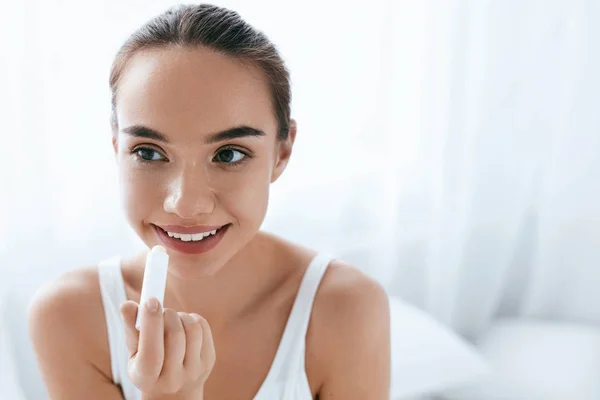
[166,256,223,279]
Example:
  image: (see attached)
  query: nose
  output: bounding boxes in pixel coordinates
[163,164,215,219]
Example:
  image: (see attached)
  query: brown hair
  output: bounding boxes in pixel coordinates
[109,3,292,139]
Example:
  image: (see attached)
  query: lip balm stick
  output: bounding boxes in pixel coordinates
[135,245,170,331]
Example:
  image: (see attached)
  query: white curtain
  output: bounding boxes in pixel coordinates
[264,0,600,338]
[1,2,599,390]
[366,0,600,337]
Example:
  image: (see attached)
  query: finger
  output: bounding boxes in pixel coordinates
[160,309,186,383]
[120,300,140,357]
[180,313,203,374]
[192,314,216,371]
[134,297,164,379]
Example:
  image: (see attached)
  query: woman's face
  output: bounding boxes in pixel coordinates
[112,46,294,278]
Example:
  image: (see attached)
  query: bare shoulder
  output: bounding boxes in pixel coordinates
[263,232,390,319]
[29,266,106,343]
[262,232,390,340]
[312,259,390,339]
[28,266,114,390]
[307,259,391,399]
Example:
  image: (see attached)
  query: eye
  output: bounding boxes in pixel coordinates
[215,148,247,164]
[133,147,165,162]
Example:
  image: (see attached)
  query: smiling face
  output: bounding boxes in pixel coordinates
[112,46,294,277]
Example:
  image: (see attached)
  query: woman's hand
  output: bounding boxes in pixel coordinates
[120,298,216,399]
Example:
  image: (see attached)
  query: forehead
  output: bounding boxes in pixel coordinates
[115,46,277,138]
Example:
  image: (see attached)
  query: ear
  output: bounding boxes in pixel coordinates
[271,119,297,183]
[110,117,119,156]
[112,134,118,156]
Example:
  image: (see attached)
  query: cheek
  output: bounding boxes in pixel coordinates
[118,161,165,222]
[216,166,271,225]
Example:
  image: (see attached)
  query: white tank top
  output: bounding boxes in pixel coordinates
[98,253,334,400]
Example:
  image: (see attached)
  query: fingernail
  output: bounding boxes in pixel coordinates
[146,297,160,313]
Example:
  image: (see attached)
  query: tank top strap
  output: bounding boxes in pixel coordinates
[290,252,335,343]
[98,256,140,400]
[268,252,336,379]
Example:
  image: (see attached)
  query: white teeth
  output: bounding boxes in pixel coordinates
[191,233,205,241]
[165,228,220,242]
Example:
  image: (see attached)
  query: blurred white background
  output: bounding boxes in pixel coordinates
[1,0,600,399]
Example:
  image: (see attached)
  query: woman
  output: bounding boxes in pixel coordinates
[29,4,390,399]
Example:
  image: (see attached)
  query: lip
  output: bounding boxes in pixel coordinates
[157,224,225,234]
[152,224,229,255]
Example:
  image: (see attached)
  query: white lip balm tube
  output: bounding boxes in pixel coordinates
[135,245,170,331]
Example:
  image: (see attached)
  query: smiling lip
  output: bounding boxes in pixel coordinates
[152,224,229,255]
[157,224,225,234]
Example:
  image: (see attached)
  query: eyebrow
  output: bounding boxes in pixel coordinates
[120,125,266,144]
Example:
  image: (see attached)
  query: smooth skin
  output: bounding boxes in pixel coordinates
[29,46,390,399]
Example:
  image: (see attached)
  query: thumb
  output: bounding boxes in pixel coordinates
[120,300,140,357]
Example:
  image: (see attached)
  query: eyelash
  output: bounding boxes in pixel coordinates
[214,146,251,168]
[131,147,165,164]
[131,146,251,169]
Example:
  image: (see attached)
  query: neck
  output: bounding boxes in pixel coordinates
[162,231,284,329]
